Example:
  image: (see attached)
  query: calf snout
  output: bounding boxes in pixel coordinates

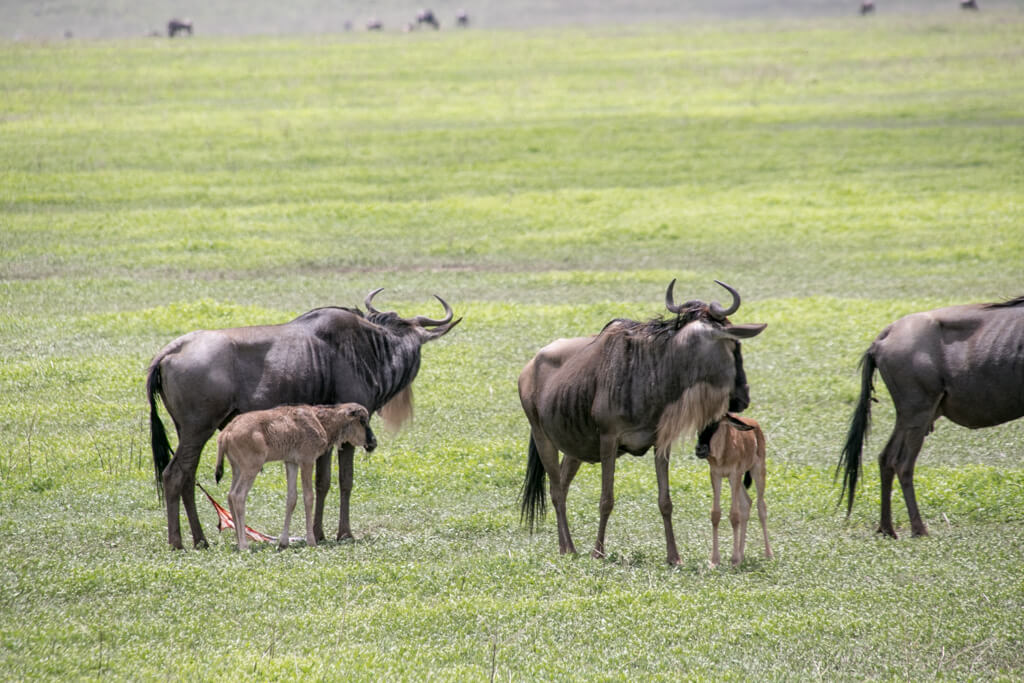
[363,425,377,453]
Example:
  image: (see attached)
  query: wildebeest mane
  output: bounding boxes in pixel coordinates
[984,295,1024,309]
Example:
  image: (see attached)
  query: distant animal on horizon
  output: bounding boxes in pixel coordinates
[147,288,461,549]
[417,8,440,29]
[839,295,1024,538]
[168,18,192,37]
[519,280,766,565]
[860,1,875,15]
[961,0,979,9]
[704,414,772,567]
[215,403,376,550]
[456,9,470,27]
[366,18,383,31]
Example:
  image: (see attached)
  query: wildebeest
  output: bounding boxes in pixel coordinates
[366,18,383,31]
[860,1,875,15]
[839,295,1024,537]
[147,289,460,549]
[705,414,772,567]
[961,0,979,9]
[215,403,376,551]
[519,280,766,564]
[167,18,193,37]
[417,9,440,29]
[456,10,470,27]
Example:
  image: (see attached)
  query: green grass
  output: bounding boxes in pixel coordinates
[2,13,1024,680]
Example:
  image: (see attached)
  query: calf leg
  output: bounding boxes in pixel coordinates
[227,468,256,551]
[655,448,681,565]
[280,462,299,549]
[752,462,773,560]
[729,475,752,567]
[301,462,316,547]
[709,470,723,568]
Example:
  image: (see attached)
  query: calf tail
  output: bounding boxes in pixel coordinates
[837,349,876,516]
[146,361,173,502]
[214,437,225,485]
[519,434,547,533]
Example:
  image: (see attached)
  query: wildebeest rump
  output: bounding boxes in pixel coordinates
[147,289,460,549]
[519,280,766,564]
[839,295,1024,537]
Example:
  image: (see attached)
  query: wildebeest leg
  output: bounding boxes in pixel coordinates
[654,450,682,565]
[877,439,898,538]
[535,438,575,555]
[729,473,752,566]
[162,433,212,549]
[312,448,331,542]
[280,462,299,549]
[710,468,723,568]
[336,443,355,541]
[592,437,618,559]
[301,463,316,547]
[894,426,929,537]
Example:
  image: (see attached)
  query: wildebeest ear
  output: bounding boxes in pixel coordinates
[716,323,767,340]
[724,414,756,431]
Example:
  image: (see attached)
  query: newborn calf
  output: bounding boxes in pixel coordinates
[215,403,376,550]
[706,414,773,567]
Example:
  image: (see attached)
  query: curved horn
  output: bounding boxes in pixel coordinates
[412,295,454,327]
[708,280,741,319]
[364,287,385,314]
[665,279,684,314]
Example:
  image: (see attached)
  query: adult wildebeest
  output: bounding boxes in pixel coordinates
[705,415,772,568]
[417,9,440,29]
[839,295,1024,538]
[147,289,460,549]
[167,18,193,37]
[519,280,766,565]
[215,403,376,551]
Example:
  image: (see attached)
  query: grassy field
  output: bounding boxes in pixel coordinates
[2,11,1024,680]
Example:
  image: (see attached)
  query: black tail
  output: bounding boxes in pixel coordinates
[837,349,876,516]
[519,435,547,532]
[146,362,173,502]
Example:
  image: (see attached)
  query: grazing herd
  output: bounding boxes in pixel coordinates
[148,283,1023,564]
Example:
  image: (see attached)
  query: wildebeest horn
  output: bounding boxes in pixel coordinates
[665,278,684,314]
[364,287,385,314]
[708,280,741,319]
[412,295,454,327]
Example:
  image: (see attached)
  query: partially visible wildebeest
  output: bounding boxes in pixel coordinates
[168,18,193,37]
[417,9,440,29]
[860,0,875,15]
[519,280,766,565]
[147,289,460,549]
[366,18,383,31]
[705,414,772,568]
[961,0,979,9]
[215,403,377,551]
[456,9,470,27]
[839,295,1024,537]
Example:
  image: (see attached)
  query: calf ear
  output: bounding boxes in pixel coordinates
[717,323,766,340]
[724,414,755,431]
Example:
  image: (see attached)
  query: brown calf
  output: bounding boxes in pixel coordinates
[706,415,773,567]
[215,403,375,550]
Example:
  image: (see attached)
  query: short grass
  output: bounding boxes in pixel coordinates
[2,12,1024,680]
